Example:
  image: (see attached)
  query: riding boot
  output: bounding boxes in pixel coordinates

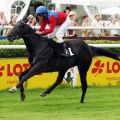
[60,42,70,57]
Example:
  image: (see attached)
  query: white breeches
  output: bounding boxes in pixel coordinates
[48,16,72,43]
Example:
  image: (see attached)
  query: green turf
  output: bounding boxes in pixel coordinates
[0,86,120,120]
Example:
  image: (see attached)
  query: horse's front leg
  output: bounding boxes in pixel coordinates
[16,63,42,89]
[9,61,47,92]
[9,68,31,101]
[19,68,31,101]
[40,70,67,97]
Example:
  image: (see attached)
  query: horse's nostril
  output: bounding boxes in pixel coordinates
[7,34,19,42]
[7,35,12,39]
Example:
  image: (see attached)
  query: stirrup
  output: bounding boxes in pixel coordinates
[61,49,70,57]
[61,53,70,57]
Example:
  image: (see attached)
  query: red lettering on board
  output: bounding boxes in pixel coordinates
[7,64,13,76]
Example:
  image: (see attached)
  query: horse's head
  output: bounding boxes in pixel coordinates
[7,21,29,42]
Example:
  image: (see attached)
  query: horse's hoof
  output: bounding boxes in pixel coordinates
[9,87,17,93]
[80,101,84,103]
[80,100,85,103]
[21,94,25,102]
[40,92,47,97]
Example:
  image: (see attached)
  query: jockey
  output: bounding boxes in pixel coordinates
[35,6,76,57]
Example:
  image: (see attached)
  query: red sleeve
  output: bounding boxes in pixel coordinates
[42,16,56,35]
[38,19,47,31]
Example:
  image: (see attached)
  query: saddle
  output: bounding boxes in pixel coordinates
[42,36,74,57]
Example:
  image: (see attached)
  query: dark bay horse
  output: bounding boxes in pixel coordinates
[7,21,120,103]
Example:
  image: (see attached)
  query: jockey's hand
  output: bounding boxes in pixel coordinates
[35,31,43,35]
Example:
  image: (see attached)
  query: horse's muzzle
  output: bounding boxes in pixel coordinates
[7,34,19,42]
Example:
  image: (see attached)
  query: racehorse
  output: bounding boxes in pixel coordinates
[7,21,120,103]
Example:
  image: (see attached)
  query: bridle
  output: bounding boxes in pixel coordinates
[7,21,34,39]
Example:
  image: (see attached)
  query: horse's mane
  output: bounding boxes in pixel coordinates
[25,23,42,39]
[24,23,55,44]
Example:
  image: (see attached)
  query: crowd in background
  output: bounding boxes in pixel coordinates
[0,12,18,36]
[0,5,120,37]
[0,11,8,36]
[81,14,120,37]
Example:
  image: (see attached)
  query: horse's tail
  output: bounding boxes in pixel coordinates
[90,46,120,61]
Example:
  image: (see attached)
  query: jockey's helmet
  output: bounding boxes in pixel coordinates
[36,6,48,16]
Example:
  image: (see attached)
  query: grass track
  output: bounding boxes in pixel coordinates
[0,86,120,120]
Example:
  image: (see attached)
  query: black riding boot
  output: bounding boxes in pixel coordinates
[60,42,70,57]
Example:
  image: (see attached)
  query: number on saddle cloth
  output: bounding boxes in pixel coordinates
[68,48,74,56]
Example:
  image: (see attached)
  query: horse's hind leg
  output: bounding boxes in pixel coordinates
[78,59,91,103]
[40,70,66,97]
[78,67,88,103]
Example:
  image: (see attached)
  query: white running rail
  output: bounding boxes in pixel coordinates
[0,26,120,49]
[0,44,120,49]
[1,26,120,30]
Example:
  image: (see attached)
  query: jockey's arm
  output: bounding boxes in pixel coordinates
[41,16,56,35]
[38,18,47,32]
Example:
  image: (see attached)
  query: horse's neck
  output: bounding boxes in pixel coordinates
[22,33,48,55]
[22,36,32,53]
